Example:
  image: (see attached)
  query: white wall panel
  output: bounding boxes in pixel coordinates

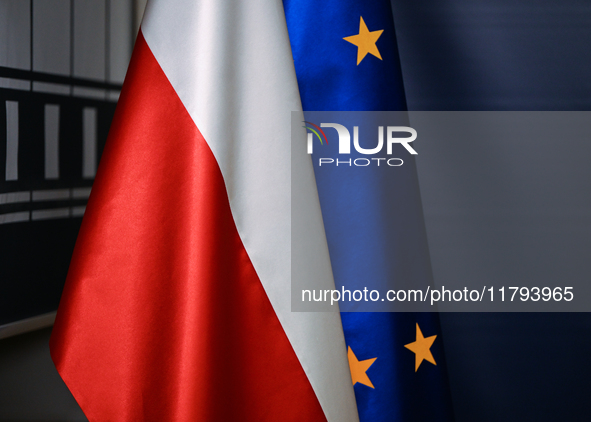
[73,0,105,81]
[0,1,30,89]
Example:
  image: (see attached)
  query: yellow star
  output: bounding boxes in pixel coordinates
[343,17,384,65]
[404,323,437,372]
[347,346,377,388]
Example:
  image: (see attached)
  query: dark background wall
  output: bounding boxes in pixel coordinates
[0,0,132,420]
[393,0,591,111]
[1,0,590,420]
[0,327,86,421]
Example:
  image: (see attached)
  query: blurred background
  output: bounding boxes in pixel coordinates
[1,0,590,420]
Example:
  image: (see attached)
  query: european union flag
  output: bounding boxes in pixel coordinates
[284,1,455,420]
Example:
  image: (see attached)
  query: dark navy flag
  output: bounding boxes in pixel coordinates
[284,1,455,421]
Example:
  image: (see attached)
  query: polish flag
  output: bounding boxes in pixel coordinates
[49,0,357,420]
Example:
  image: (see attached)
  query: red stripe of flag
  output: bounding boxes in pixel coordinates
[50,31,326,422]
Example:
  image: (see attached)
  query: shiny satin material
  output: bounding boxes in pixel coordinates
[284,0,455,421]
[141,2,359,418]
[50,32,325,421]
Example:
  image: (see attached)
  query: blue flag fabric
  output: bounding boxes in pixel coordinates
[284,1,455,421]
